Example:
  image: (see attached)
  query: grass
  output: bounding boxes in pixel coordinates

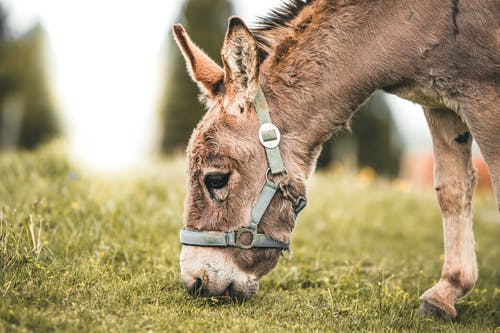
[0,143,498,332]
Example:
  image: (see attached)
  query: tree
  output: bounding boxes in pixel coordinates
[160,0,233,153]
[317,91,403,177]
[0,7,58,151]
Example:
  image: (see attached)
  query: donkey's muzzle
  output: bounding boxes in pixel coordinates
[180,245,260,301]
[183,271,257,300]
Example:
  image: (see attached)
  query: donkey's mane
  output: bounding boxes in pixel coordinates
[252,0,316,62]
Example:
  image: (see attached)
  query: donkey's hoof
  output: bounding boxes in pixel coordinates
[419,298,457,319]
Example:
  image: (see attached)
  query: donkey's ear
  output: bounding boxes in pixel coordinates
[173,24,224,98]
[221,17,260,102]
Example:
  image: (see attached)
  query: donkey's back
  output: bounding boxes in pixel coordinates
[439,0,498,90]
[385,0,498,108]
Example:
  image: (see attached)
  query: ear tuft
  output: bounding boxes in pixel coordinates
[172,23,185,36]
[172,23,224,99]
[227,17,247,33]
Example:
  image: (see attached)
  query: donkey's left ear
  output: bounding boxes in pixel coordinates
[221,17,260,102]
[173,24,224,99]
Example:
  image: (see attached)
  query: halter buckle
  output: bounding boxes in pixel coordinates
[258,123,281,149]
[293,196,307,215]
[235,228,256,249]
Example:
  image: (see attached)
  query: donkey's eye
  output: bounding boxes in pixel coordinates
[204,173,230,192]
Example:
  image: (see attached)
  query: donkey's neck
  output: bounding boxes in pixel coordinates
[254,0,452,176]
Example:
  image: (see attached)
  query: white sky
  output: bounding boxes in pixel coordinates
[2,0,432,172]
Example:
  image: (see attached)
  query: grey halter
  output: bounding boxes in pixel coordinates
[179,86,307,250]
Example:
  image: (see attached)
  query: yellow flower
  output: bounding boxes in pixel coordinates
[357,167,376,185]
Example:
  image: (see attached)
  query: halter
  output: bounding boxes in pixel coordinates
[179,87,307,250]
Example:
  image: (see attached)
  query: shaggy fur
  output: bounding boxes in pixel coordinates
[174,0,499,316]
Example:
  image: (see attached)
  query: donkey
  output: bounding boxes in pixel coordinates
[173,0,499,319]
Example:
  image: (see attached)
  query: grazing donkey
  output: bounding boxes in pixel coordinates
[173,0,499,318]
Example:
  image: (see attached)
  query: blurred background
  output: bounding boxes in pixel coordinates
[0,0,491,191]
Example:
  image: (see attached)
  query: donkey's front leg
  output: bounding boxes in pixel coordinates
[419,107,478,319]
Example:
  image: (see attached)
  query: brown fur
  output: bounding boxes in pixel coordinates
[174,0,499,314]
[173,24,224,97]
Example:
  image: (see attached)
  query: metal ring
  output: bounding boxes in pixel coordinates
[265,167,288,183]
[235,228,256,249]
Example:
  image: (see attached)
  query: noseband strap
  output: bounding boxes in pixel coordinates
[180,228,289,250]
[180,86,307,250]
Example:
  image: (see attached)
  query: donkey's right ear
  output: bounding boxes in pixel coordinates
[172,24,224,98]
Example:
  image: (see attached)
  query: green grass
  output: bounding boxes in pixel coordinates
[1,143,499,333]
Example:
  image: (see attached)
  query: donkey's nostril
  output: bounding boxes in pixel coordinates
[187,276,207,296]
[185,277,205,295]
[223,282,233,299]
[193,278,203,292]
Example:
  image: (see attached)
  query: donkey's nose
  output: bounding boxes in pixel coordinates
[183,273,234,299]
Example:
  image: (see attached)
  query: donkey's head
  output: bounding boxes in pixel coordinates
[174,17,306,300]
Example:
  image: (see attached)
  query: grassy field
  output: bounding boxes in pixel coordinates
[1,144,498,332]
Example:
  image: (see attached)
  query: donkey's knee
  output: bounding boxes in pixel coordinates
[435,184,463,216]
[434,171,477,216]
